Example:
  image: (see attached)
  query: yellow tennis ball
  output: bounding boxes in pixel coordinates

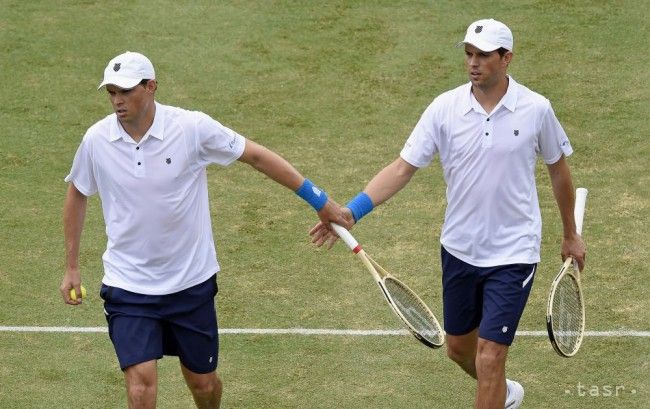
[70,286,87,301]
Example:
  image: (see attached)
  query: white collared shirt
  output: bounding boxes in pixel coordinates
[400,76,572,266]
[65,102,246,294]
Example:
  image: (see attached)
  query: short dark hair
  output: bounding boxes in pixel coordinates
[139,79,150,86]
[496,48,510,57]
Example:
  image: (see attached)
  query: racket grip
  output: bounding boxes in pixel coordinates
[331,223,360,251]
[574,188,588,235]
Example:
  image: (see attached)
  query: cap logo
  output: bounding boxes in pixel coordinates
[113,63,121,72]
[475,25,483,33]
[514,130,519,136]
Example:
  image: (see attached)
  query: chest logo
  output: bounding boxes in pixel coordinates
[514,130,519,136]
[113,63,121,72]
[166,158,172,164]
[475,25,483,33]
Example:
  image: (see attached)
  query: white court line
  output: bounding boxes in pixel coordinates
[0,326,649,337]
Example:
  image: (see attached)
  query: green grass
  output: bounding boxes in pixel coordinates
[0,332,647,408]
[0,1,648,408]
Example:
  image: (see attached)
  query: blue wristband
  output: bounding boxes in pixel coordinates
[295,179,328,211]
[346,192,374,222]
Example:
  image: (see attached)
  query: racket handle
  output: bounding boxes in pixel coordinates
[331,223,360,252]
[574,188,588,235]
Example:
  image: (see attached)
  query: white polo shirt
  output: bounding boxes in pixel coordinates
[65,102,246,294]
[400,76,572,266]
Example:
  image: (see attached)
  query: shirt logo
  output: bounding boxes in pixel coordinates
[113,63,121,72]
[502,326,509,333]
[514,130,519,136]
[166,158,171,164]
[475,25,483,33]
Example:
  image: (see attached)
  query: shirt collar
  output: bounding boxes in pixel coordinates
[460,82,474,115]
[147,102,165,140]
[108,101,165,142]
[501,75,518,112]
[462,75,519,115]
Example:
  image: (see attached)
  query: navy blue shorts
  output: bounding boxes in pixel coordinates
[100,274,219,373]
[441,246,536,346]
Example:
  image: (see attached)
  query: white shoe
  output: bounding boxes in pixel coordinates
[505,379,524,408]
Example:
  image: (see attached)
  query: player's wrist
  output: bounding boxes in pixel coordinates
[563,229,579,239]
[295,179,328,211]
[346,192,374,222]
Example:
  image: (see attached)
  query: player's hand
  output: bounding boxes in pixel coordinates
[60,268,83,305]
[316,198,346,227]
[561,232,586,271]
[311,206,354,249]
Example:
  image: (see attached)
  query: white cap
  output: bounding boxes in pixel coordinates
[97,51,155,90]
[460,19,513,52]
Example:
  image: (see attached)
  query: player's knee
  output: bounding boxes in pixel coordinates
[446,344,461,363]
[188,373,222,398]
[126,380,156,402]
[475,340,507,371]
[125,366,157,402]
[446,341,473,364]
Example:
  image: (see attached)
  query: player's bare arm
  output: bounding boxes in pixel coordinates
[310,157,418,248]
[237,139,347,228]
[362,157,418,206]
[237,139,304,189]
[61,183,87,305]
[547,156,586,270]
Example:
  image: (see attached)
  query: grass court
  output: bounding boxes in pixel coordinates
[0,1,648,407]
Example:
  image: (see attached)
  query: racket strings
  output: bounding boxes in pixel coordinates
[384,278,443,344]
[552,275,584,353]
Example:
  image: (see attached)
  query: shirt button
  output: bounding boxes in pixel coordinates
[485,132,489,136]
[136,146,140,150]
[487,118,490,121]
[137,162,141,165]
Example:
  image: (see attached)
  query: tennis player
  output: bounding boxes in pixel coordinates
[60,51,347,409]
[312,19,586,408]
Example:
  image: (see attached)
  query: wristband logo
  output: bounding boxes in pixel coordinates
[296,179,327,211]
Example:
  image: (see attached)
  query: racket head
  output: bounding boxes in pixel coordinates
[380,275,445,348]
[332,224,445,349]
[546,258,585,357]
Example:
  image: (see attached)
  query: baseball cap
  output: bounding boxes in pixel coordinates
[460,19,513,52]
[97,51,155,90]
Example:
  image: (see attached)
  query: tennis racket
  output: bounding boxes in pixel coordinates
[546,187,588,357]
[331,223,444,348]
